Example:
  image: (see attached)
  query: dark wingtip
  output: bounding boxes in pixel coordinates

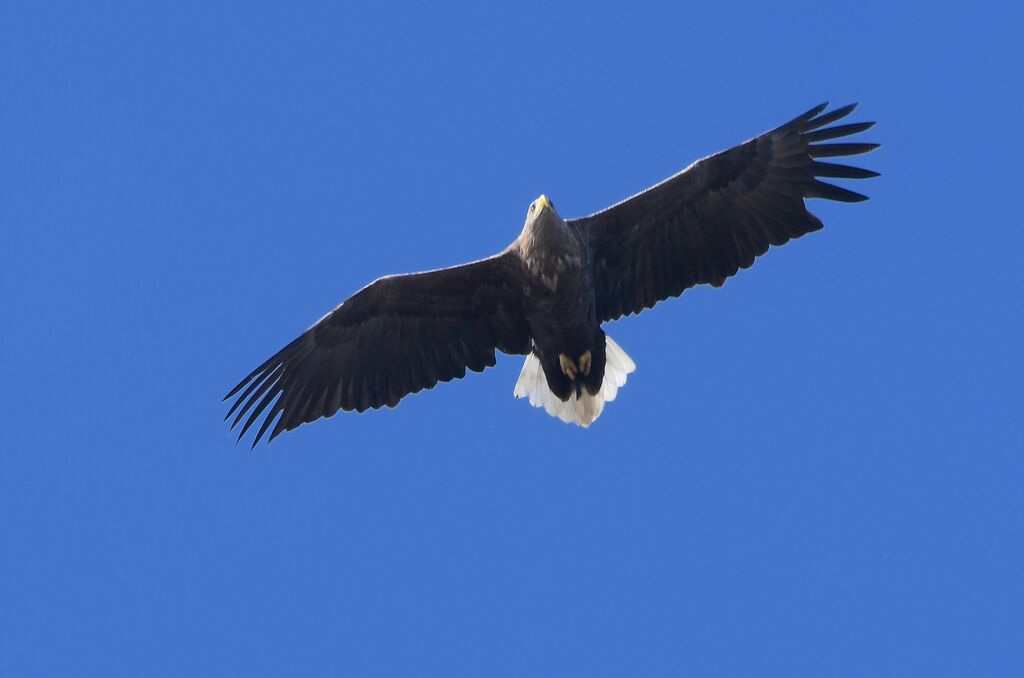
[808,142,880,158]
[812,161,881,180]
[804,103,862,132]
[251,405,283,447]
[784,102,829,129]
[805,121,875,143]
[828,102,858,119]
[808,179,870,202]
[223,378,251,401]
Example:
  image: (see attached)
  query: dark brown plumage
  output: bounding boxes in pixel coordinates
[224,254,532,445]
[225,102,878,445]
[571,102,878,321]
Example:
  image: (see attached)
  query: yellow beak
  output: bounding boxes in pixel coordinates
[537,194,551,212]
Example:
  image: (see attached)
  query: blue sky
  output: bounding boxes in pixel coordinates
[2,1,1022,675]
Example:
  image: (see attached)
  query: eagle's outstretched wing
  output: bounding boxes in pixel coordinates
[225,251,531,446]
[570,103,879,322]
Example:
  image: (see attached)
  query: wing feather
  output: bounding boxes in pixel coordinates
[571,103,879,321]
[224,251,531,445]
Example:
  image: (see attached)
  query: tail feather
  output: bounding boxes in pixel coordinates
[513,335,635,427]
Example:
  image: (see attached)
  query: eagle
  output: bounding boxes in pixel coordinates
[225,102,878,446]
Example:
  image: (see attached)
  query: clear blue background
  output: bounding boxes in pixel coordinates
[2,1,1022,675]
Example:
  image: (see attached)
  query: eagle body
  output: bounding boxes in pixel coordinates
[225,103,879,445]
[514,197,605,403]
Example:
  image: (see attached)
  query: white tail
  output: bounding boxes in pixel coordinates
[513,335,636,427]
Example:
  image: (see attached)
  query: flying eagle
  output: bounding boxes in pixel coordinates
[225,102,878,445]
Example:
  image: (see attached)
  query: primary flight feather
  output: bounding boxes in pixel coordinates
[225,102,879,445]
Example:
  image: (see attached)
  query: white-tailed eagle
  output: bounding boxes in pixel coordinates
[225,103,878,445]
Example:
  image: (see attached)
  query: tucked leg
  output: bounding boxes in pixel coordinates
[559,353,577,380]
[578,350,592,376]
